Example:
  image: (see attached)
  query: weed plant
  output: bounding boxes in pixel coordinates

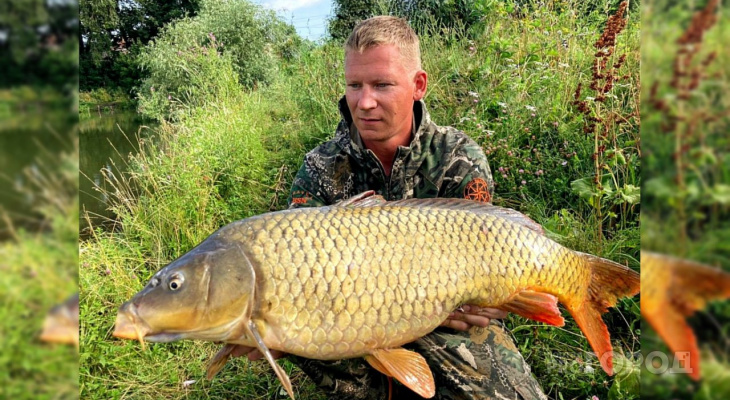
[0,140,79,399]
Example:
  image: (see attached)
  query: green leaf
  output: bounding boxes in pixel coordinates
[619,184,641,205]
[570,177,598,200]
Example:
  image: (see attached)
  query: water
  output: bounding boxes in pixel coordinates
[0,112,76,239]
[79,112,156,233]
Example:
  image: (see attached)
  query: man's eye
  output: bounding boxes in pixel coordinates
[347,83,361,89]
[376,83,390,88]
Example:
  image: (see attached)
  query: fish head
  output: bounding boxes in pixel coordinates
[113,231,256,344]
[40,293,80,346]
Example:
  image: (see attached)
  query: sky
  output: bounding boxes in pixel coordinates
[255,0,334,41]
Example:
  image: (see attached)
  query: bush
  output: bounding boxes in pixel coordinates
[136,0,297,121]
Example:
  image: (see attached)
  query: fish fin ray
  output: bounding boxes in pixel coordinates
[569,303,614,375]
[247,320,295,399]
[664,254,730,314]
[569,254,639,376]
[364,354,392,377]
[206,343,237,380]
[369,348,435,398]
[335,191,387,207]
[499,290,565,326]
[645,305,700,380]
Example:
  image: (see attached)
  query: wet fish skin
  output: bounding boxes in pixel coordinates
[114,195,640,398]
[40,292,80,347]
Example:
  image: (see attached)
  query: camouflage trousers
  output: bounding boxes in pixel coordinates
[292,322,547,400]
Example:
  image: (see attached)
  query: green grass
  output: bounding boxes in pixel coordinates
[0,141,79,399]
[80,2,640,399]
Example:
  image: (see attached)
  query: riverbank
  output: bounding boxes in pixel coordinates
[79,89,136,118]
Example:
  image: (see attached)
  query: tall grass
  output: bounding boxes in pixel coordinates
[0,139,79,399]
[81,2,640,399]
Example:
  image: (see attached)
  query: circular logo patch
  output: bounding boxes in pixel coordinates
[464,178,491,203]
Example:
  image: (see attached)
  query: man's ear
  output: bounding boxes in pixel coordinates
[413,70,428,101]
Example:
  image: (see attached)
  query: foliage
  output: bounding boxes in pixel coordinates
[135,0,298,121]
[79,0,201,92]
[0,0,78,91]
[0,140,79,399]
[641,0,730,398]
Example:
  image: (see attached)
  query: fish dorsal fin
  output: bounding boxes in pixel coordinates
[386,198,545,235]
[335,190,387,207]
[364,348,435,398]
[246,320,295,399]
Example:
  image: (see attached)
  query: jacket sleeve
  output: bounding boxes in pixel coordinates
[441,136,495,203]
[287,155,329,209]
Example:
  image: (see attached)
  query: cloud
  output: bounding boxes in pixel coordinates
[260,0,326,11]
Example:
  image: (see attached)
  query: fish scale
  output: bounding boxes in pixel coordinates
[245,204,577,360]
[114,194,640,399]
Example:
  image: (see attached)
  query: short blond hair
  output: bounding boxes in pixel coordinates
[345,16,421,71]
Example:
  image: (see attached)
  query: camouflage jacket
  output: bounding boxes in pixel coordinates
[288,97,494,207]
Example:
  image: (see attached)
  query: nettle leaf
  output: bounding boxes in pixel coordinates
[619,184,640,205]
[570,177,598,200]
[710,184,730,205]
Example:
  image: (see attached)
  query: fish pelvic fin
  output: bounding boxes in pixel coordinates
[498,290,565,326]
[569,253,640,376]
[365,348,435,399]
[206,343,237,380]
[246,320,294,399]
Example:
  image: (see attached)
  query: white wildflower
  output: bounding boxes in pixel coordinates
[525,105,536,111]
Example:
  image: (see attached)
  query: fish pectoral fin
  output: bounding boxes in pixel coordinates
[366,348,435,399]
[499,290,565,326]
[246,320,295,399]
[206,343,238,380]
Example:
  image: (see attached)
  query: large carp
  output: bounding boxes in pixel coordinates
[113,192,639,398]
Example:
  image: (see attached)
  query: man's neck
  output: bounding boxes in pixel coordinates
[362,132,412,176]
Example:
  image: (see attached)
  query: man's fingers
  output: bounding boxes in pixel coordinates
[461,305,508,319]
[440,318,472,331]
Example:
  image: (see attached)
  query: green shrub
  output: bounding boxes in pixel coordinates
[136,0,296,121]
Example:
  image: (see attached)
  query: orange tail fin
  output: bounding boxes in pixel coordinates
[641,252,730,381]
[568,253,640,376]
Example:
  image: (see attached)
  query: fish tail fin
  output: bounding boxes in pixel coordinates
[642,253,730,381]
[568,253,640,376]
[645,306,701,380]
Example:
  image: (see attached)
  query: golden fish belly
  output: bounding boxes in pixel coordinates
[242,205,588,359]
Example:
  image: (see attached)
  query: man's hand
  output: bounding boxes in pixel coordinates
[230,345,288,361]
[441,305,508,331]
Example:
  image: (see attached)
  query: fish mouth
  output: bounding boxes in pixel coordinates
[113,301,151,348]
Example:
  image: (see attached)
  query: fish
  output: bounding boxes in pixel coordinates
[40,292,80,348]
[113,191,640,398]
[641,251,730,381]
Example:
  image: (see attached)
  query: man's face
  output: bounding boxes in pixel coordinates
[344,44,427,145]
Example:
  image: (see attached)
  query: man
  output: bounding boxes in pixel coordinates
[237,16,547,399]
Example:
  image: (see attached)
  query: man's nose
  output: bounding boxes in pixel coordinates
[358,86,377,110]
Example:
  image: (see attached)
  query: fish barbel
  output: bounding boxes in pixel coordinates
[641,252,730,381]
[40,292,79,348]
[113,192,639,398]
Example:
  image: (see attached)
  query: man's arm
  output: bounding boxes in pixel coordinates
[441,136,495,203]
[287,156,329,209]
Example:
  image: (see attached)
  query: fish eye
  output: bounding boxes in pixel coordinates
[168,275,184,291]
